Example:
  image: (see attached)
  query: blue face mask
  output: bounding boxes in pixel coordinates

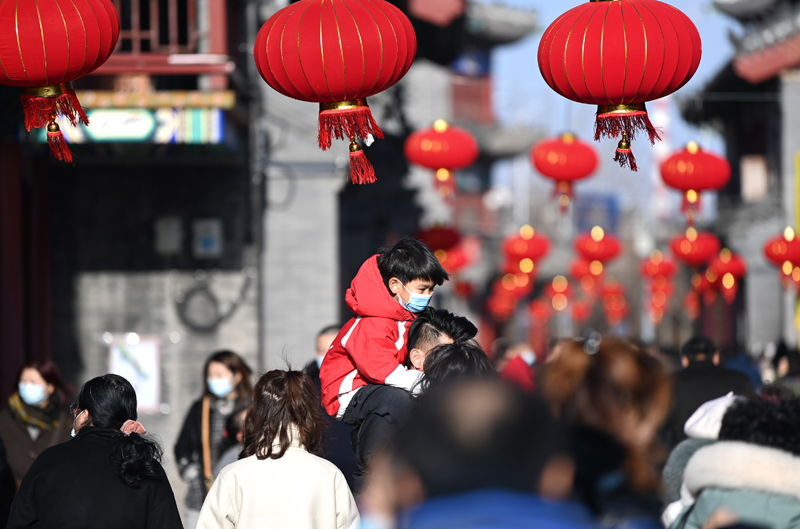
[207,377,234,398]
[19,383,47,406]
[400,283,433,313]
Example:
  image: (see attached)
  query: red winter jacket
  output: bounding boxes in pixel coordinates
[320,255,423,418]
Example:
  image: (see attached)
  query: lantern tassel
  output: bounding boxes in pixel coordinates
[349,141,376,185]
[553,181,574,214]
[46,122,74,164]
[20,85,88,131]
[613,133,637,171]
[594,107,661,145]
[318,103,383,150]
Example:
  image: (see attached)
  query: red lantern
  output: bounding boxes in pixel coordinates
[0,0,120,162]
[661,142,731,222]
[538,0,701,171]
[670,228,721,269]
[503,225,551,263]
[405,120,478,200]
[488,291,518,321]
[570,258,602,295]
[254,0,416,184]
[494,273,534,300]
[764,227,800,269]
[641,250,677,280]
[708,249,746,304]
[572,299,592,324]
[416,226,461,252]
[544,275,572,305]
[436,246,471,275]
[530,132,598,212]
[575,227,622,277]
[692,271,717,307]
[529,298,551,327]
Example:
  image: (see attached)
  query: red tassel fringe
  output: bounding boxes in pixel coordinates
[318,106,384,150]
[20,90,88,131]
[47,129,74,163]
[614,148,637,171]
[349,149,376,185]
[594,111,661,145]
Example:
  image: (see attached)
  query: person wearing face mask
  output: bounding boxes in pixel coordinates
[175,350,252,529]
[0,360,73,488]
[319,237,450,493]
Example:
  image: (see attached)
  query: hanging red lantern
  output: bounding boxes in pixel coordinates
[544,275,572,301]
[575,227,622,279]
[708,249,746,304]
[764,227,800,269]
[538,0,701,171]
[640,250,678,280]
[572,299,592,324]
[416,226,461,252]
[436,245,471,275]
[529,297,551,327]
[661,142,731,223]
[692,271,717,307]
[503,225,551,263]
[0,0,120,162]
[670,228,721,268]
[530,132,598,212]
[570,258,602,295]
[488,291,518,321]
[405,120,478,201]
[255,0,416,184]
[494,273,534,300]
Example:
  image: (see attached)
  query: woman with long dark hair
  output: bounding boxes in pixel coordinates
[175,350,252,528]
[0,359,74,486]
[196,369,358,529]
[7,374,182,528]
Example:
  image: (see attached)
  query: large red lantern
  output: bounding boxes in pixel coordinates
[575,227,622,278]
[405,120,479,200]
[416,226,461,252]
[0,0,120,162]
[530,133,598,211]
[764,227,800,270]
[255,0,416,184]
[502,225,550,279]
[641,250,677,280]
[708,249,746,304]
[538,0,701,171]
[661,142,731,222]
[670,228,721,269]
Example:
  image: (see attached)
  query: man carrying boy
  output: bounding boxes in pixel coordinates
[320,237,449,492]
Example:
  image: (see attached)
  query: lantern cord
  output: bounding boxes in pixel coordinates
[318,106,384,150]
[46,126,74,164]
[20,89,88,131]
[594,111,660,145]
[349,145,376,185]
[614,147,637,171]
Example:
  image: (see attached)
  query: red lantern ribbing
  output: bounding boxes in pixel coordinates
[254,0,416,184]
[405,120,479,199]
[530,133,598,212]
[661,142,731,223]
[575,227,622,276]
[764,227,800,270]
[538,0,701,171]
[0,0,120,162]
[670,228,720,269]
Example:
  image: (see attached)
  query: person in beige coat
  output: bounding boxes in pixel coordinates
[197,369,359,529]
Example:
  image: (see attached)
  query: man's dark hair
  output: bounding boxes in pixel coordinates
[407,307,478,354]
[417,342,496,392]
[719,397,800,456]
[376,237,449,294]
[681,336,717,361]
[317,325,341,338]
[392,378,566,497]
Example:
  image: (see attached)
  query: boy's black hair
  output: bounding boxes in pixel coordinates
[377,237,449,294]
[417,341,495,392]
[681,336,717,361]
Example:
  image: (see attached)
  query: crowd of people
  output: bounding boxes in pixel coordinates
[0,236,799,529]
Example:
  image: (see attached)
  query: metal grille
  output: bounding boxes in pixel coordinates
[113,0,200,54]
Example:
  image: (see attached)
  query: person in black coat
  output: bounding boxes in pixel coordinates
[662,336,754,448]
[7,374,182,529]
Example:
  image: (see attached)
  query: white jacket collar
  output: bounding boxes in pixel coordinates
[271,423,304,450]
[684,441,800,501]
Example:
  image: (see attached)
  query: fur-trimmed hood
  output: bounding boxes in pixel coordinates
[684,441,800,501]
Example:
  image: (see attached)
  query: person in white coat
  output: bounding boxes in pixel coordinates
[197,369,359,529]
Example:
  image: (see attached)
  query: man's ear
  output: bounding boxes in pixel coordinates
[713,352,720,366]
[410,349,425,370]
[681,356,689,368]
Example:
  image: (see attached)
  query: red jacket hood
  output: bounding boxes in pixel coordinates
[346,255,414,321]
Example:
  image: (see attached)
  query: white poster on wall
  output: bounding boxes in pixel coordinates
[108,335,161,413]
